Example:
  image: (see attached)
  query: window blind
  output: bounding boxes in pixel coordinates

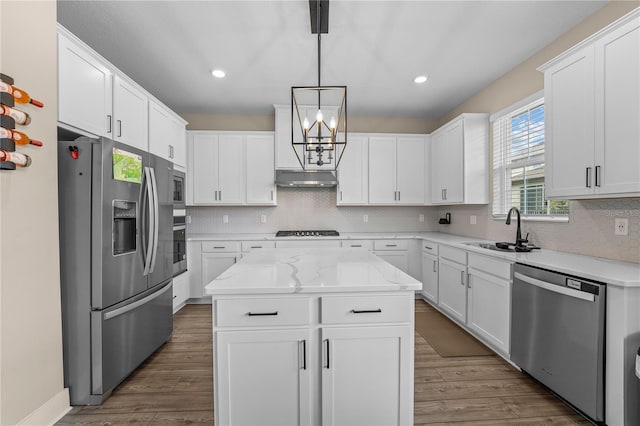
[492,97,568,217]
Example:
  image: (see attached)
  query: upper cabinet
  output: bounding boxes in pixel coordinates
[369,135,426,205]
[187,131,276,206]
[540,9,640,199]
[274,104,339,170]
[149,100,188,169]
[58,25,187,165]
[58,30,113,138]
[430,114,489,205]
[337,134,369,205]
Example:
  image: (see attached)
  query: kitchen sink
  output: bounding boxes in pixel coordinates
[464,242,516,252]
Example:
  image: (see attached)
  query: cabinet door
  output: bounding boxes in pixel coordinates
[421,252,438,303]
[216,329,312,426]
[170,116,187,169]
[438,258,467,323]
[148,101,173,161]
[113,75,148,150]
[595,19,640,195]
[201,253,237,297]
[172,272,190,313]
[396,136,425,204]
[440,121,464,203]
[374,251,409,273]
[544,46,596,198]
[191,134,218,204]
[424,135,432,205]
[58,33,113,137]
[321,326,412,426]
[368,137,397,204]
[467,269,510,354]
[430,131,446,203]
[276,105,304,170]
[337,135,368,205]
[246,134,276,205]
[217,135,245,204]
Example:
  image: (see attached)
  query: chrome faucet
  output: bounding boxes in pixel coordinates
[505,207,527,247]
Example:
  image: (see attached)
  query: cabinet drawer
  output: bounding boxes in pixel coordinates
[275,240,341,248]
[422,241,439,255]
[321,295,411,324]
[215,297,311,327]
[468,253,512,280]
[373,240,408,251]
[241,241,276,252]
[341,240,374,250]
[439,245,466,265]
[202,241,240,253]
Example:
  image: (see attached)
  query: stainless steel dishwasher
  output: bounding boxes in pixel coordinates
[511,263,606,423]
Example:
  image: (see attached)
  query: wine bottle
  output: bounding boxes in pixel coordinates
[0,127,43,146]
[0,149,32,167]
[0,105,31,125]
[0,82,44,107]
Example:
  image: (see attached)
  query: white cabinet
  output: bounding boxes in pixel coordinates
[437,246,468,323]
[373,240,410,274]
[58,29,113,138]
[369,136,425,205]
[190,133,245,205]
[112,75,148,151]
[421,251,438,303]
[541,10,640,199]
[336,134,368,205]
[467,253,512,355]
[197,242,241,298]
[149,100,187,168]
[430,114,488,204]
[172,271,190,313]
[321,325,412,426]
[246,134,277,205]
[215,329,312,426]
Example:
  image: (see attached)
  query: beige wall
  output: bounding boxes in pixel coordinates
[183,112,438,134]
[435,2,640,264]
[0,1,68,424]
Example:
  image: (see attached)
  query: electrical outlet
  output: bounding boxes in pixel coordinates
[363,214,368,223]
[419,214,424,222]
[186,215,191,224]
[615,218,628,236]
[260,214,267,224]
[223,215,229,224]
[470,215,477,225]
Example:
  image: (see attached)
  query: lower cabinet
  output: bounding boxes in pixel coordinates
[215,328,312,426]
[421,252,438,303]
[321,325,412,426]
[212,293,414,426]
[373,240,410,274]
[172,272,190,313]
[438,257,467,323]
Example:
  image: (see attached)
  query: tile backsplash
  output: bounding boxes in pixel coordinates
[437,198,640,264]
[187,189,638,264]
[187,188,438,234]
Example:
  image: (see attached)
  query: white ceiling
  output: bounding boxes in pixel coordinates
[57,1,606,118]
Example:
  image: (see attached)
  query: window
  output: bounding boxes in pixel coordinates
[492,93,568,218]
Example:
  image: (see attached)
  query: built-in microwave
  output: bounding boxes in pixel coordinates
[172,170,185,208]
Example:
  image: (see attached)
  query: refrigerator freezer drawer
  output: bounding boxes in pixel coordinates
[91,281,173,395]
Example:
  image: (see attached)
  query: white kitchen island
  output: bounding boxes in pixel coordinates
[205,247,422,426]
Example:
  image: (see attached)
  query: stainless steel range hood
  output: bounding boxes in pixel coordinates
[275,170,337,188]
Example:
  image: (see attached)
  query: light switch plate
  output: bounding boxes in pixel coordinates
[470,215,477,225]
[615,218,628,236]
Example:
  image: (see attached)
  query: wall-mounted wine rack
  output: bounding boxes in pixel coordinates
[0,73,17,170]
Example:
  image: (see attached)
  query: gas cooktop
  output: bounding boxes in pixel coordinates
[275,230,340,237]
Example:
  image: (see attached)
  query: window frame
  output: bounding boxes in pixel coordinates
[490,91,569,222]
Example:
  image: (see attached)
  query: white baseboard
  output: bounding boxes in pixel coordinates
[17,388,70,426]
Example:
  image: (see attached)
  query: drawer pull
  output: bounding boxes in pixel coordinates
[351,308,382,314]
[324,339,330,369]
[250,246,262,249]
[351,244,362,247]
[246,311,278,316]
[385,244,397,247]
[300,340,307,370]
[213,246,225,249]
[424,245,432,250]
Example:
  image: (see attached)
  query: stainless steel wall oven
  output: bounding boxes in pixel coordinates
[173,212,187,276]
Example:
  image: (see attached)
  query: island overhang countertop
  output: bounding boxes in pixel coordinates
[204,247,423,295]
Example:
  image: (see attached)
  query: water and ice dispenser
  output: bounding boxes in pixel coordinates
[112,200,136,255]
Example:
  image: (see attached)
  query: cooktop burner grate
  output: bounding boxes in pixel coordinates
[276,230,340,237]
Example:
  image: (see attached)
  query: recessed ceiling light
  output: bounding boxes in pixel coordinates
[414,75,428,84]
[211,69,226,78]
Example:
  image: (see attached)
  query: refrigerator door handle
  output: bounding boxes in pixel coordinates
[148,167,160,274]
[142,167,155,276]
[104,282,172,320]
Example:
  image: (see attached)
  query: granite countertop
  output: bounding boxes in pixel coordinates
[189,231,640,288]
[204,248,422,295]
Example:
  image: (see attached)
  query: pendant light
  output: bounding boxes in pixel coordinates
[291,0,347,170]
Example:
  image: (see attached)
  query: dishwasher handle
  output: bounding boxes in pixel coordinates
[514,272,595,302]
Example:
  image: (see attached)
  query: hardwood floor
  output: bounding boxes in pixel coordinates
[57,301,588,425]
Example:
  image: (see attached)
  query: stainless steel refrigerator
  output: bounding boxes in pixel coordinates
[58,135,173,405]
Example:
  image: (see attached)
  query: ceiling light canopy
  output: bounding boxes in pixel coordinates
[414,75,428,84]
[291,0,347,171]
[211,69,226,78]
